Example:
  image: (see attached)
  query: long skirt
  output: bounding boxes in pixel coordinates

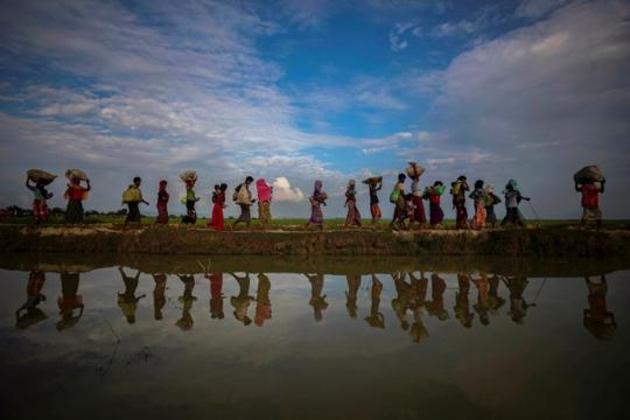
[370,203,382,222]
[209,203,224,231]
[237,204,251,223]
[309,202,323,226]
[472,201,487,229]
[345,201,361,226]
[182,200,197,224]
[258,201,271,227]
[412,196,426,225]
[156,204,168,224]
[485,206,497,226]
[33,199,49,224]
[455,202,468,229]
[126,202,141,224]
[430,202,444,225]
[65,200,84,224]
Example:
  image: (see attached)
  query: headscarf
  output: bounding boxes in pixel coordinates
[507,179,518,190]
[159,180,167,191]
[313,180,323,198]
[256,178,273,202]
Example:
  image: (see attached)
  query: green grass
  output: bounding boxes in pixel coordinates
[3,214,629,231]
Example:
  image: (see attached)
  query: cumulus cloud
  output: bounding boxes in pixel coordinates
[272,177,306,202]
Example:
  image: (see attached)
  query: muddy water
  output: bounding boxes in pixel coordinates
[1,256,629,419]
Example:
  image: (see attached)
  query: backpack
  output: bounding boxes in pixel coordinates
[389,188,400,204]
[233,183,242,202]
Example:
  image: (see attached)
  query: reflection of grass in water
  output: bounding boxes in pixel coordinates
[3,215,630,230]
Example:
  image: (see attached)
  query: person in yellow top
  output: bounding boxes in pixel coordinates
[122,177,149,225]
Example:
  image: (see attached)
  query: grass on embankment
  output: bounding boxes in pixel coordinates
[2,215,630,231]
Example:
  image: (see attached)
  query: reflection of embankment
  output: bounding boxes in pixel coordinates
[1,225,630,257]
[1,253,628,278]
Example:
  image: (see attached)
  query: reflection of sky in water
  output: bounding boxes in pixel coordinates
[1,266,629,419]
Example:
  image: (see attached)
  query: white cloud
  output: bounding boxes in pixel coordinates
[272,177,306,202]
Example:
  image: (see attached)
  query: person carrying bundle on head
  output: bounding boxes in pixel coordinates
[363,176,383,225]
[25,169,56,225]
[574,165,606,229]
[64,169,90,224]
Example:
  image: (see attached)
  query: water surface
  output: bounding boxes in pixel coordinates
[1,255,629,419]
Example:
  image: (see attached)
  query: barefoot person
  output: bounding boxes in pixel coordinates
[209,183,227,231]
[122,177,149,225]
[233,176,255,228]
[26,174,54,225]
[576,178,606,229]
[483,184,501,228]
[424,181,445,228]
[255,178,273,229]
[451,175,470,230]
[156,180,169,224]
[501,179,529,227]
[344,180,361,227]
[367,178,383,224]
[469,180,487,230]
[64,171,90,224]
[306,180,327,230]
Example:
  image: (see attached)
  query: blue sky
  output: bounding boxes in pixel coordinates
[0,0,628,218]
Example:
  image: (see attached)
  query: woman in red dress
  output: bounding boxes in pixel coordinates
[208,183,227,231]
[156,180,169,224]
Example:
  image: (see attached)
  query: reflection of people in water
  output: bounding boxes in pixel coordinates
[426,273,449,321]
[117,267,145,324]
[229,273,254,326]
[488,274,506,316]
[152,273,167,320]
[472,273,490,326]
[16,270,47,329]
[57,272,84,331]
[345,274,361,319]
[583,276,617,340]
[176,274,196,330]
[304,273,328,322]
[365,275,384,329]
[454,273,474,328]
[255,273,272,327]
[205,272,224,320]
[391,272,412,330]
[503,275,533,324]
[409,272,429,342]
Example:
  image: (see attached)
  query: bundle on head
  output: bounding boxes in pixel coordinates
[27,169,57,185]
[406,162,425,178]
[362,176,383,185]
[179,170,198,183]
[574,165,604,184]
[65,168,88,181]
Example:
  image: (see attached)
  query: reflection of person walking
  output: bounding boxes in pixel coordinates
[583,276,616,340]
[117,267,145,324]
[255,273,272,326]
[152,273,167,320]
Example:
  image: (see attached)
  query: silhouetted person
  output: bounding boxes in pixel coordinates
[503,275,533,324]
[408,272,429,342]
[345,274,362,319]
[305,273,328,322]
[365,275,385,329]
[176,274,196,330]
[57,272,84,331]
[472,273,491,326]
[15,270,47,329]
[454,273,474,328]
[117,267,145,324]
[583,276,617,340]
[426,273,449,321]
[152,273,167,320]
[229,273,254,326]
[255,273,272,327]
[206,272,224,320]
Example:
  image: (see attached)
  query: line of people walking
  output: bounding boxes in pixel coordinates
[22,163,606,229]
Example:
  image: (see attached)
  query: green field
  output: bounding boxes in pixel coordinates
[3,214,629,231]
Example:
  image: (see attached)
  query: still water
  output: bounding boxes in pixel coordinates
[1,255,629,419]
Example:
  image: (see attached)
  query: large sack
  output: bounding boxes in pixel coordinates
[574,165,604,183]
[406,162,425,178]
[362,176,383,185]
[122,187,141,203]
[65,168,88,181]
[27,169,57,185]
[179,170,198,183]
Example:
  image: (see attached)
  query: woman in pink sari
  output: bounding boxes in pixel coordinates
[256,178,273,228]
